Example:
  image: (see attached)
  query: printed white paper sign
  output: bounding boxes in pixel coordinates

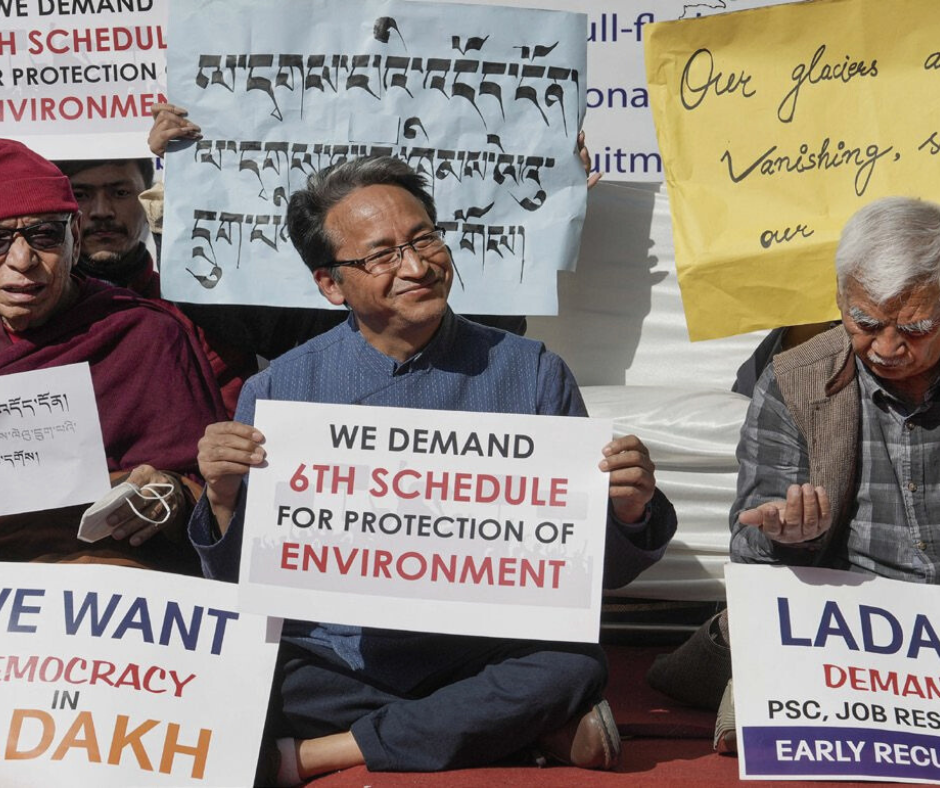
[0,562,281,786]
[727,563,940,784]
[0,0,168,159]
[0,363,110,516]
[241,401,613,643]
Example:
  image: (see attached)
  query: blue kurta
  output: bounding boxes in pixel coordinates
[190,309,675,688]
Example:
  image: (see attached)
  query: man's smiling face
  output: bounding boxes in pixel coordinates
[314,184,453,360]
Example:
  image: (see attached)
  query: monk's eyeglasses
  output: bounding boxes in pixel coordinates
[0,218,72,258]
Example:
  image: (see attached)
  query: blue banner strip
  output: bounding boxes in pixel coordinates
[743,725,940,781]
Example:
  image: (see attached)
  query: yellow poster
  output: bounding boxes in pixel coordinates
[645,0,940,340]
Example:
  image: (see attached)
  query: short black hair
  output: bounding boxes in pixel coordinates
[55,158,155,189]
[286,156,437,276]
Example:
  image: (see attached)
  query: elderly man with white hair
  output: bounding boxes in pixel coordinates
[731,195,940,574]
[647,196,940,748]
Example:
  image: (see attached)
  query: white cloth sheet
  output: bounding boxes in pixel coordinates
[528,182,771,600]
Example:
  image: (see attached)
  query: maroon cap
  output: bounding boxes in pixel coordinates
[0,138,79,221]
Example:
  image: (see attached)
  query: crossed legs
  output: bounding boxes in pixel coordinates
[264,635,608,777]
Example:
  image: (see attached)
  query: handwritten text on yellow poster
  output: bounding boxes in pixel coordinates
[645,0,940,340]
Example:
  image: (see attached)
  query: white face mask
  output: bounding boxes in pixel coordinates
[77,481,175,543]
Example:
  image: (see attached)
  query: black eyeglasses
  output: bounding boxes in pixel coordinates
[0,218,72,258]
[331,229,448,276]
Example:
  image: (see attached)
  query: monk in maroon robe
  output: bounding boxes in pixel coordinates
[0,139,226,574]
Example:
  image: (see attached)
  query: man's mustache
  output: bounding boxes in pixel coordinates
[867,352,910,368]
[84,222,127,236]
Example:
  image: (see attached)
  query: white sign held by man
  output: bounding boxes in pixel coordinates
[241,401,612,642]
[0,363,110,516]
[727,563,940,784]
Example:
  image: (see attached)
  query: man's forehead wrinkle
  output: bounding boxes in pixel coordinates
[898,306,940,330]
[330,193,386,252]
[333,189,433,253]
[847,286,940,329]
[0,213,70,227]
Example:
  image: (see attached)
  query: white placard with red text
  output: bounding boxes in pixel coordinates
[0,0,167,159]
[241,401,612,642]
[727,563,940,784]
[0,562,281,786]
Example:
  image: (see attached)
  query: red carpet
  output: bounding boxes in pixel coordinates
[303,646,898,787]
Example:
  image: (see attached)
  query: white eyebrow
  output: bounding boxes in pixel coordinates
[848,306,882,328]
[898,317,939,334]
[848,306,939,334]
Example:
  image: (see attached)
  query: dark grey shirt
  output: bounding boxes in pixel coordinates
[730,357,940,581]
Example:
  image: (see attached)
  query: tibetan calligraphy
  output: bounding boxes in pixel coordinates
[0,364,109,517]
[161,0,587,314]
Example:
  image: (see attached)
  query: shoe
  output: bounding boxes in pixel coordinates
[713,679,737,755]
[646,610,732,711]
[536,699,622,770]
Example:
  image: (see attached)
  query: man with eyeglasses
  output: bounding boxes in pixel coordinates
[0,139,227,572]
[189,156,676,783]
[143,104,530,376]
